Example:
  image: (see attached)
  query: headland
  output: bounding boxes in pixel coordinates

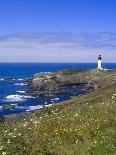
[0,69,116,155]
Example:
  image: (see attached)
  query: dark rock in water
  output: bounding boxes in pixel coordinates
[25,78,33,84]
[86,84,97,91]
[26,89,34,93]
[0,77,18,81]
[2,105,16,110]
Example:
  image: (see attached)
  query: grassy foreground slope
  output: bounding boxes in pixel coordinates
[0,69,116,155]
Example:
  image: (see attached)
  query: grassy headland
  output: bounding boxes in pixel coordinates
[0,69,116,155]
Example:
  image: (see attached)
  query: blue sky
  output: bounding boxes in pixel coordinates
[0,0,116,62]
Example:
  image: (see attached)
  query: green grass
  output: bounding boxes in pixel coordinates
[0,70,116,155]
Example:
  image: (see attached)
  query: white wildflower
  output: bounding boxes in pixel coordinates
[7,140,10,144]
[18,133,21,136]
[75,113,79,116]
[8,133,13,136]
[2,152,6,155]
[14,128,17,131]
[0,146,3,150]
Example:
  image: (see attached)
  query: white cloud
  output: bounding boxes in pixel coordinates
[0,32,115,62]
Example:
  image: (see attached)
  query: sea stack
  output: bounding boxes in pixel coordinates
[98,54,102,70]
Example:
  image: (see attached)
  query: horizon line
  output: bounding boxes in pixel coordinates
[0,62,115,64]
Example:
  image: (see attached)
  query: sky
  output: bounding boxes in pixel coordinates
[0,0,116,62]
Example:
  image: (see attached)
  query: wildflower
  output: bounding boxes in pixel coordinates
[34,121,38,124]
[75,113,79,116]
[23,124,27,127]
[18,133,21,136]
[62,131,64,134]
[93,140,97,144]
[75,139,78,144]
[0,146,3,150]
[7,140,10,144]
[8,133,13,136]
[2,152,6,155]
[14,128,17,131]
[54,129,58,132]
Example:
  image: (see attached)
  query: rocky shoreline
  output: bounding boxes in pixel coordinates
[0,69,106,117]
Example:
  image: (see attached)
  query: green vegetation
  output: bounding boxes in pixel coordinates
[57,69,90,74]
[0,70,116,155]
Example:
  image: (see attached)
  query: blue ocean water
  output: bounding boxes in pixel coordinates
[0,63,116,115]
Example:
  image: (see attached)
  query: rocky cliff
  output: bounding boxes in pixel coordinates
[31,69,99,96]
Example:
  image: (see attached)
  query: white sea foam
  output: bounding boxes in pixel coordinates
[26,104,53,112]
[51,98,59,101]
[0,78,4,81]
[45,104,53,107]
[14,83,28,86]
[23,95,35,99]
[10,103,17,106]
[27,105,43,111]
[4,94,25,102]
[18,79,24,81]
[0,106,3,109]
[16,90,26,94]
[26,109,31,112]
[4,94,35,102]
[12,79,16,81]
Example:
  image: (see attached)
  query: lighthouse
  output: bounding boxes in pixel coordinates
[98,54,102,70]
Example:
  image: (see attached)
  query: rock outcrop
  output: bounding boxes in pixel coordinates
[31,70,98,96]
[32,72,59,92]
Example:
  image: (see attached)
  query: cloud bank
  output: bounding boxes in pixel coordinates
[0,32,116,62]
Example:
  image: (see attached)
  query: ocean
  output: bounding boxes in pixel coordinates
[0,63,116,115]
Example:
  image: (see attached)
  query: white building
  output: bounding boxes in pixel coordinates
[98,54,102,70]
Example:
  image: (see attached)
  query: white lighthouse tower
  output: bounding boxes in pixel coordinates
[98,54,102,70]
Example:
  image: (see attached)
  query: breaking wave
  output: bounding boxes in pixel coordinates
[18,79,24,81]
[0,106,3,109]
[0,78,4,81]
[27,105,43,111]
[14,83,28,86]
[0,78,24,81]
[16,90,26,94]
[51,98,59,101]
[26,104,53,112]
[4,94,35,102]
